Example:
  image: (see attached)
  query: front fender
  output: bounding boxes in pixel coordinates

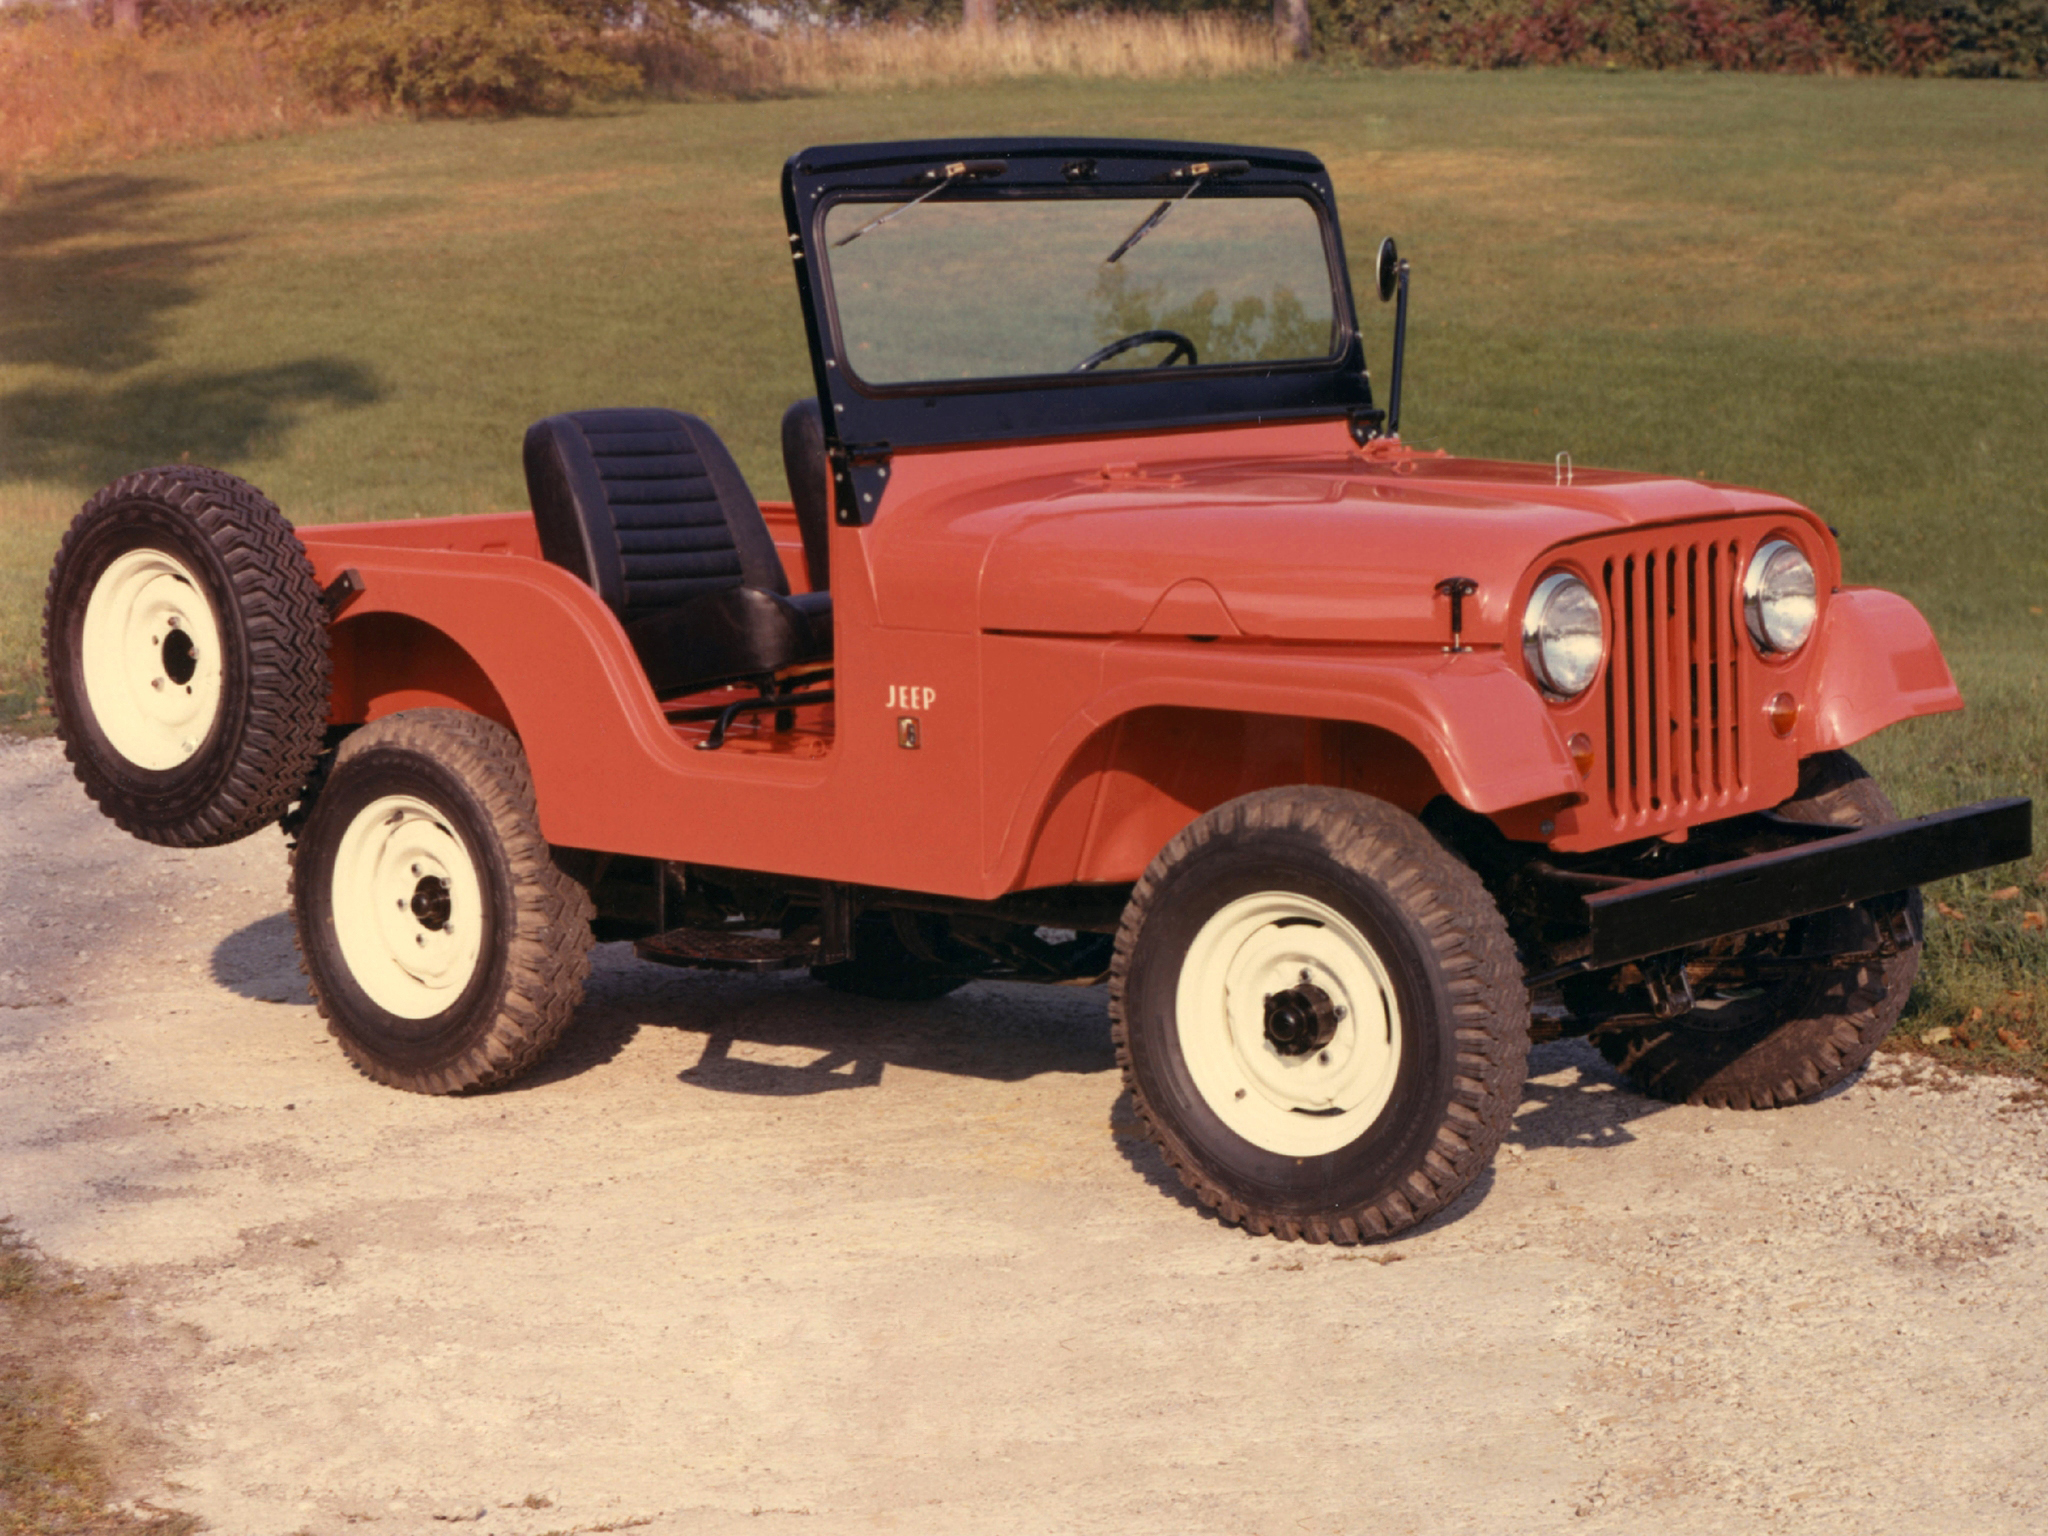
[1090,643,1582,814]
[1805,587,1962,753]
[988,643,1582,888]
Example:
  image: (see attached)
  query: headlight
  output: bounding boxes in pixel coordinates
[1743,539,1817,655]
[1522,571,1603,698]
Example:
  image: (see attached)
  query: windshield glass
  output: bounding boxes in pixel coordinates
[821,193,1339,388]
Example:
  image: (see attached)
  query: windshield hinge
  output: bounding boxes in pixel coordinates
[830,441,892,525]
[1348,405,1388,445]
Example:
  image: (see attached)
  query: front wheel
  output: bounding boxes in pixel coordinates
[291,709,594,1094]
[1111,788,1531,1243]
[1595,752,1920,1109]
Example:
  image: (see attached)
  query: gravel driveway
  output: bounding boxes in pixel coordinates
[3,733,2045,1536]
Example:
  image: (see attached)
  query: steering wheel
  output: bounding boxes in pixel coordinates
[1071,329,1198,373]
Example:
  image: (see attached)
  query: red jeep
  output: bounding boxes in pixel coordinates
[42,138,2030,1243]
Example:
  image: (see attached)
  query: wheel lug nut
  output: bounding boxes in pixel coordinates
[1234,1088,1246,1100]
[1318,1051,1330,1064]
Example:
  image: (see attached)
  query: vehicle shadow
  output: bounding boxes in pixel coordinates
[1508,1037,1669,1151]
[513,945,1118,1095]
[1106,1036,1667,1243]
[208,911,312,1007]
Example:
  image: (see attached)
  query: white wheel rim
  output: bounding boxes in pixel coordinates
[1175,891,1403,1158]
[331,794,485,1019]
[80,547,225,770]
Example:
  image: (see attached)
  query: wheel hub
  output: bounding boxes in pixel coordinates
[79,547,225,770]
[160,623,198,685]
[409,874,453,930]
[1263,978,1340,1056]
[1174,890,1403,1158]
[330,795,484,1020]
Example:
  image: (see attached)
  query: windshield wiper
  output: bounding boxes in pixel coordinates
[1104,159,1249,265]
[832,159,1008,248]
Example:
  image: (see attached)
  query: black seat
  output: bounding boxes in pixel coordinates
[523,408,831,700]
[780,397,831,592]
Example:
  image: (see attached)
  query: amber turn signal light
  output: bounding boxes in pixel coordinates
[1567,732,1596,778]
[1766,692,1799,738]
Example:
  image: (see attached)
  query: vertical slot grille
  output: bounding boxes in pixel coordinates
[1599,538,1745,831]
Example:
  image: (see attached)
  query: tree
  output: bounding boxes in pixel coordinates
[1275,0,1311,57]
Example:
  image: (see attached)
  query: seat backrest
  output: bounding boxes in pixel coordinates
[779,397,831,592]
[522,408,787,621]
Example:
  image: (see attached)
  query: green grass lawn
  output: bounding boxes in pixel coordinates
[2,69,2044,1061]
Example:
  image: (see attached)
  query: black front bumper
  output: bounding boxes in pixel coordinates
[1578,797,2032,971]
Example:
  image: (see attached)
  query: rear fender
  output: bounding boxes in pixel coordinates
[300,542,681,849]
[330,612,514,731]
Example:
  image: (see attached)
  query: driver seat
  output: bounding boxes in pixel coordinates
[522,408,832,701]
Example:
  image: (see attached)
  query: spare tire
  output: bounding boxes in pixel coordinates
[42,466,331,848]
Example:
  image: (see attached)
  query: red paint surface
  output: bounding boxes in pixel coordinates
[295,421,1960,896]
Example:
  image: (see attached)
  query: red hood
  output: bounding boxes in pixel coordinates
[936,441,1825,646]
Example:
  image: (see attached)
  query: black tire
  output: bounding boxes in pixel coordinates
[42,467,330,848]
[290,709,594,1094]
[811,912,973,1001]
[1110,788,1531,1243]
[1596,752,1921,1110]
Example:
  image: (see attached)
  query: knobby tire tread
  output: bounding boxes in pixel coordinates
[45,467,331,848]
[1110,787,1530,1244]
[290,709,594,1094]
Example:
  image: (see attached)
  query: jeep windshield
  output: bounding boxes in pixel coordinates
[819,189,1341,388]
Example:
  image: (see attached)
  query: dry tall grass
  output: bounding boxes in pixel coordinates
[0,14,334,195]
[652,14,1281,96]
[0,13,1279,194]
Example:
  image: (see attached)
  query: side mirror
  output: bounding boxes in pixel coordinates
[1375,237,1411,438]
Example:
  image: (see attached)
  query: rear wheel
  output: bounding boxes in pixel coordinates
[1112,788,1530,1243]
[291,709,593,1094]
[43,467,330,846]
[1594,752,1920,1109]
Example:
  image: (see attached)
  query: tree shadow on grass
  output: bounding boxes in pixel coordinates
[1,171,383,485]
[0,173,216,376]
[0,359,382,487]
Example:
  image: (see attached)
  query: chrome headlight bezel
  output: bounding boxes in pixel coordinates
[1742,538,1818,656]
[1521,570,1604,700]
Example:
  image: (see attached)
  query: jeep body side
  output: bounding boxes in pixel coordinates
[45,136,2028,1243]
[295,428,1962,888]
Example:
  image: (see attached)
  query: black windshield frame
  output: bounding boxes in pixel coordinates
[782,139,1377,522]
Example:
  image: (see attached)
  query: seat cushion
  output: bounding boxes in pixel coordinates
[525,406,833,700]
[623,586,832,699]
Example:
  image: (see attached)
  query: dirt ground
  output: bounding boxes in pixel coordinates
[3,732,2045,1536]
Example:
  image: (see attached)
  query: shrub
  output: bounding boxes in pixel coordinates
[1320,0,2045,77]
[288,0,644,113]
